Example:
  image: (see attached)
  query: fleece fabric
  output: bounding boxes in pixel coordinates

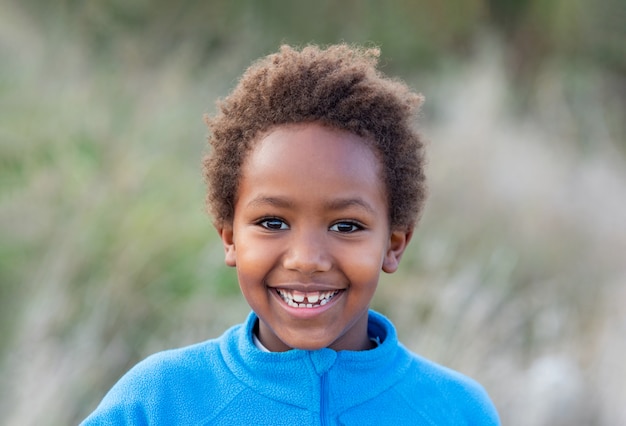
[81,310,500,425]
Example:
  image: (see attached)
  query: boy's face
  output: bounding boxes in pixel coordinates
[219,123,411,352]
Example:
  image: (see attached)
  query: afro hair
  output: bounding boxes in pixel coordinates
[204,43,426,231]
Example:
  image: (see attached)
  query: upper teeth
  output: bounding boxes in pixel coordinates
[276,289,339,308]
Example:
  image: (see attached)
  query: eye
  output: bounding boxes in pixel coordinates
[257,218,289,230]
[329,221,363,233]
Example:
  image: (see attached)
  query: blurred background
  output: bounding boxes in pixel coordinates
[1,0,625,424]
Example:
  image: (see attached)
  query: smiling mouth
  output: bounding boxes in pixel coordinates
[275,289,341,308]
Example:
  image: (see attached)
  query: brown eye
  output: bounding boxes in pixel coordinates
[330,221,362,233]
[259,218,288,230]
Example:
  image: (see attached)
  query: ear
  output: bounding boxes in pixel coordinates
[382,227,413,273]
[218,224,237,267]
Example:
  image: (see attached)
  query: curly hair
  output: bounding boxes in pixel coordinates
[203,43,426,231]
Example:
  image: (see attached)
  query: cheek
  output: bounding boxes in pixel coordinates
[340,244,386,284]
[236,265,270,310]
[233,239,278,284]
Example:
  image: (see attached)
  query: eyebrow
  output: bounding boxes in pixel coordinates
[247,195,376,214]
[247,196,294,209]
[323,198,376,214]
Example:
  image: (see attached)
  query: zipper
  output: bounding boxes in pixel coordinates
[320,372,329,426]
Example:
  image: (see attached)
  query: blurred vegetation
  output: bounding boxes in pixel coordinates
[1,0,625,425]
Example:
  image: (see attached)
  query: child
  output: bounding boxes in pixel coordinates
[82,44,500,425]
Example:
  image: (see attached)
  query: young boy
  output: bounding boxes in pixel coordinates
[82,44,500,425]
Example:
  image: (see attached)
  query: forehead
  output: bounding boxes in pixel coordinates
[248,122,380,176]
[238,122,387,208]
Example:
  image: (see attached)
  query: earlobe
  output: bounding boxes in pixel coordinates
[382,228,413,273]
[218,225,237,267]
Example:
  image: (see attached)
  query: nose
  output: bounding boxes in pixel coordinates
[282,229,332,274]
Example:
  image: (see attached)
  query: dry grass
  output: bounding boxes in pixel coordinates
[374,45,626,425]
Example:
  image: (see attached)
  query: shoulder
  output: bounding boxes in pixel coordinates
[81,325,247,425]
[362,312,500,424]
[118,337,227,389]
[397,347,500,425]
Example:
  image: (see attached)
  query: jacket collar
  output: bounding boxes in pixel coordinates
[219,310,413,411]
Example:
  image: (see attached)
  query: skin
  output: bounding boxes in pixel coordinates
[218,122,412,352]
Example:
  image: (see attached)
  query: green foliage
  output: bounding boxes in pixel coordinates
[14,0,626,75]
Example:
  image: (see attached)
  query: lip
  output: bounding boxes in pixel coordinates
[269,286,345,319]
[270,282,345,293]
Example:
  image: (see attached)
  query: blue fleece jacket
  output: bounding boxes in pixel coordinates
[81,310,499,425]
